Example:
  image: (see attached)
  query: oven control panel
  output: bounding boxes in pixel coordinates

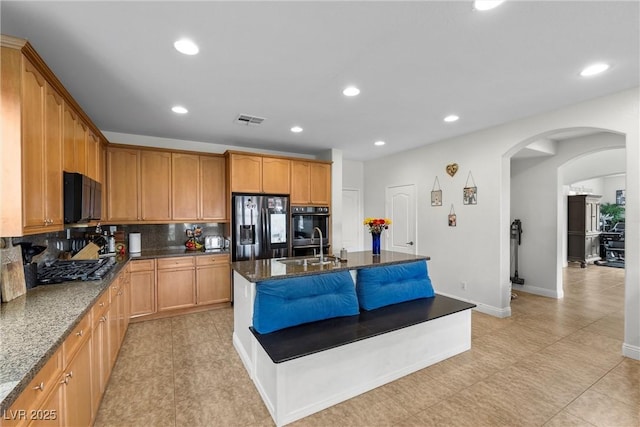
[292,206,329,214]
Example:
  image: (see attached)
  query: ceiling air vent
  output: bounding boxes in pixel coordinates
[235,114,265,126]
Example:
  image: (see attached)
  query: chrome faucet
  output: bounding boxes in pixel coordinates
[312,226,323,261]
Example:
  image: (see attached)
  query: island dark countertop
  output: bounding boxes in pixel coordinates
[231,250,430,282]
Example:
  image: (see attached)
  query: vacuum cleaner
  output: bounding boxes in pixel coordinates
[510,219,525,285]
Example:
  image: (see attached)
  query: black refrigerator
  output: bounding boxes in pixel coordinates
[232,194,290,261]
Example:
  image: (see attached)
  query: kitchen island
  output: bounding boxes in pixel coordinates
[231,251,475,426]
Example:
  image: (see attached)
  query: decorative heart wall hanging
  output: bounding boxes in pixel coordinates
[446,163,459,177]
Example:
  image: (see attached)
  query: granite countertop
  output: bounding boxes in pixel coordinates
[0,257,129,412]
[129,248,230,259]
[231,250,430,282]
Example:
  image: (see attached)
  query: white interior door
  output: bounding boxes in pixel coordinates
[386,184,417,254]
[341,188,363,251]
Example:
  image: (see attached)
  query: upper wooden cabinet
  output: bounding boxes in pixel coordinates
[140,150,172,221]
[172,153,226,221]
[106,147,140,222]
[200,156,226,221]
[1,35,107,236]
[290,160,331,205]
[228,152,290,194]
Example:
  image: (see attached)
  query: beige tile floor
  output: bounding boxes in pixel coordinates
[94,265,639,427]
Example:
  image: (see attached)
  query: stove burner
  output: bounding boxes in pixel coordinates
[37,258,116,285]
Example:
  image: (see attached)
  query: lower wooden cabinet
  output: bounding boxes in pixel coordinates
[196,254,231,304]
[62,336,92,427]
[157,257,196,311]
[129,259,156,318]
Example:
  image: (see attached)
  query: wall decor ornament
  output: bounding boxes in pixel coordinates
[446,163,459,177]
[463,171,477,205]
[448,204,457,227]
[431,176,442,206]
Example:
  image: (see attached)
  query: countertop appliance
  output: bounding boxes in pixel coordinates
[291,205,330,257]
[232,194,289,261]
[205,235,224,250]
[37,258,116,285]
[64,172,102,223]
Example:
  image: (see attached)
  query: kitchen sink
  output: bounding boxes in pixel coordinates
[277,256,336,266]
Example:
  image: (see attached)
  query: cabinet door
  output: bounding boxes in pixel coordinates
[290,161,310,204]
[21,59,46,230]
[157,269,196,311]
[44,83,63,228]
[28,379,64,427]
[310,163,331,205]
[62,104,77,173]
[86,131,100,182]
[106,148,140,221]
[108,283,121,368]
[130,269,156,317]
[196,264,231,304]
[262,157,290,194]
[171,152,199,220]
[74,120,87,176]
[140,150,171,221]
[230,154,262,193]
[63,337,92,427]
[200,156,226,221]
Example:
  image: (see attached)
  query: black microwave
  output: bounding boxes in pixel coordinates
[64,172,102,223]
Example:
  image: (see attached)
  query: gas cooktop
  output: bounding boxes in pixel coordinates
[37,258,116,285]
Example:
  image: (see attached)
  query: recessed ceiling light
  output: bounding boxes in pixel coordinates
[343,86,360,97]
[171,106,188,114]
[580,62,610,77]
[444,115,459,122]
[374,140,385,146]
[290,126,303,133]
[174,39,199,55]
[473,1,505,11]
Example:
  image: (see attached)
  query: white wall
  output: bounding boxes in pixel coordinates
[362,88,639,359]
[602,175,626,205]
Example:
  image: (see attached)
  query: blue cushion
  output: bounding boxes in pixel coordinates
[356,261,435,310]
[253,271,359,334]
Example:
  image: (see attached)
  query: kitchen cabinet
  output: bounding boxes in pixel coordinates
[21,60,64,234]
[90,291,110,420]
[74,119,87,176]
[86,130,100,182]
[568,194,602,267]
[1,35,107,236]
[290,160,331,205]
[156,256,196,311]
[195,254,231,304]
[2,349,62,427]
[106,147,140,221]
[173,153,227,221]
[227,152,290,194]
[140,150,172,221]
[130,259,156,318]
[200,155,227,221]
[62,330,92,427]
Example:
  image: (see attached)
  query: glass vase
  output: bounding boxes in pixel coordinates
[371,232,381,256]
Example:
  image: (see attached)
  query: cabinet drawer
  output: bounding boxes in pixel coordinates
[129,259,155,272]
[195,254,230,266]
[157,256,194,270]
[91,290,110,322]
[3,349,63,427]
[62,313,91,366]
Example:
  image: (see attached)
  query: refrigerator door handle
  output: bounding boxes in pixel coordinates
[261,207,268,255]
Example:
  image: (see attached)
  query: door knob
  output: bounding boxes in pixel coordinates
[406,241,414,246]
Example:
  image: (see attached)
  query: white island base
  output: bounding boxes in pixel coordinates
[232,271,473,426]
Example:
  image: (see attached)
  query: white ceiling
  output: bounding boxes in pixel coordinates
[2,1,638,161]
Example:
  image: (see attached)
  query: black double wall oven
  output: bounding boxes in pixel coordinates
[291,206,330,257]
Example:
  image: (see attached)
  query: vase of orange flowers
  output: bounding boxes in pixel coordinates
[363,217,391,255]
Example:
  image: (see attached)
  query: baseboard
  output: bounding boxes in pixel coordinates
[511,283,563,299]
[436,292,511,318]
[622,343,640,360]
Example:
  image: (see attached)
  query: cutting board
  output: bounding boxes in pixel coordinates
[1,244,26,302]
[72,242,100,260]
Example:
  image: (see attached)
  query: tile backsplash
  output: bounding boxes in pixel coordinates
[10,223,228,263]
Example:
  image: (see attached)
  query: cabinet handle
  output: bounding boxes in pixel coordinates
[100,316,107,323]
[99,302,105,307]
[60,377,68,385]
[32,382,44,391]
[66,371,73,379]
[76,330,83,337]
